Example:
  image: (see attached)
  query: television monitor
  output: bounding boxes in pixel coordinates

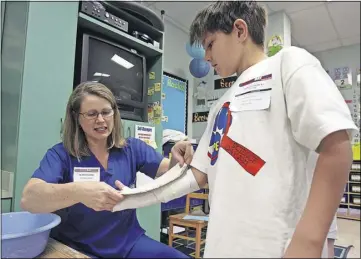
[74,33,147,122]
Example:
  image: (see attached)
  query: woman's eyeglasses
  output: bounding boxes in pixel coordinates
[79,109,114,120]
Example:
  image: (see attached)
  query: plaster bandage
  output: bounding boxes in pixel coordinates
[112,165,200,212]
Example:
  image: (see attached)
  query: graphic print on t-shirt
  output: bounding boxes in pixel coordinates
[207,93,267,176]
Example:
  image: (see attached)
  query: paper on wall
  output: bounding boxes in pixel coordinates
[135,125,157,149]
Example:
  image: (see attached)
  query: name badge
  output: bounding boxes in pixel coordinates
[73,167,100,182]
[230,75,273,112]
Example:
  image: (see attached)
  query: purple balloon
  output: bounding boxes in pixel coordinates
[189,58,210,78]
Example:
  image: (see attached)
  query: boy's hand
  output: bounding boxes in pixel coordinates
[171,140,194,166]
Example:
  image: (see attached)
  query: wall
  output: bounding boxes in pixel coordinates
[147,4,194,138]
[312,44,360,85]
[312,44,360,115]
[312,44,360,148]
[13,1,78,212]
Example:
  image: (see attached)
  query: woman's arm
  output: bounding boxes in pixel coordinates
[21,178,124,213]
[21,178,80,213]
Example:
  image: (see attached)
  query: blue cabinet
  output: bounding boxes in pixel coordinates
[122,119,162,241]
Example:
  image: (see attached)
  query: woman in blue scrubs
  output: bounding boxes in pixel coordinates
[21,82,192,258]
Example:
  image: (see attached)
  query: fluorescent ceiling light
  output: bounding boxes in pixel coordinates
[111,54,134,69]
[93,72,110,77]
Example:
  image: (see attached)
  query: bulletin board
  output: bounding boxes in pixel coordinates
[161,72,188,134]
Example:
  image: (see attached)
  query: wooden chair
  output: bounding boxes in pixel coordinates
[168,190,209,258]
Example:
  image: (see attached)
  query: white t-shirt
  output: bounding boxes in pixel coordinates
[191,46,358,258]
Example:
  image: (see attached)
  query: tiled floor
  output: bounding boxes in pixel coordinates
[335,218,360,258]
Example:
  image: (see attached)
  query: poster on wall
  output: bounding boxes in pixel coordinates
[194,81,208,108]
[135,124,157,149]
[267,35,283,57]
[162,73,187,133]
[334,66,352,89]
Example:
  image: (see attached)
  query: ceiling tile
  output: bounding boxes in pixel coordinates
[289,5,338,46]
[341,35,361,46]
[154,1,211,30]
[305,39,342,53]
[265,0,324,13]
[326,2,360,38]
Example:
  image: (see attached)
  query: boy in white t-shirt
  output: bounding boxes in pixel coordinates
[185,1,357,257]
[115,1,357,258]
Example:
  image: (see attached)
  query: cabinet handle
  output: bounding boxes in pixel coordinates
[127,126,131,137]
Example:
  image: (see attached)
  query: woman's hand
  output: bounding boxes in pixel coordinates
[76,182,124,212]
[171,140,194,166]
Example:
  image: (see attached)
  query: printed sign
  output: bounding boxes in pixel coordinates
[192,111,209,122]
[135,125,157,148]
[214,76,237,90]
[334,67,352,89]
[166,78,185,92]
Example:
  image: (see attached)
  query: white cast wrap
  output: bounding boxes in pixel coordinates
[112,165,200,212]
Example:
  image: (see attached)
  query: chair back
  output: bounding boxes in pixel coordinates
[185,192,208,214]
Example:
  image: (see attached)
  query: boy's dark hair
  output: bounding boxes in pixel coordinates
[189,1,267,47]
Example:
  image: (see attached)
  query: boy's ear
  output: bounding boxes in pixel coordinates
[233,19,248,41]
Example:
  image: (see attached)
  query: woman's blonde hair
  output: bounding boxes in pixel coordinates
[62,81,126,159]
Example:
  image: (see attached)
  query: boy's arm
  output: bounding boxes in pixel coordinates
[284,130,352,257]
[281,47,358,258]
[113,166,207,212]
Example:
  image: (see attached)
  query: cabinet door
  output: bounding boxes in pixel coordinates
[13,2,78,212]
[121,119,162,241]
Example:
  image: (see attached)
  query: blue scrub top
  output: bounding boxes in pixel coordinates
[31,137,163,258]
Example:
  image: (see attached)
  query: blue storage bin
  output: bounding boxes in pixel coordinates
[1,211,61,258]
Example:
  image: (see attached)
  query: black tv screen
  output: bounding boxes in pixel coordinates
[76,33,147,122]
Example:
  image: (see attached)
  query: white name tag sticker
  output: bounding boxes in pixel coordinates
[230,77,273,112]
[73,167,100,182]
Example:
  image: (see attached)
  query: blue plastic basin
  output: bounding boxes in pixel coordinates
[1,211,61,258]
